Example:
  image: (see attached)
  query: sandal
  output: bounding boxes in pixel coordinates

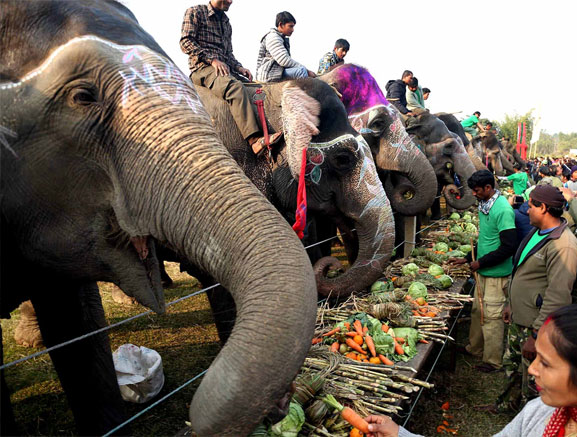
[251,131,283,155]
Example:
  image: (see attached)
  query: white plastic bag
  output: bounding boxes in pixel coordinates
[113,344,165,403]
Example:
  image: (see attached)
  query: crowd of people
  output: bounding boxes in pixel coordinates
[177,2,577,435]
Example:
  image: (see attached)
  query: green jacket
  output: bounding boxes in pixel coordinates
[509,219,577,329]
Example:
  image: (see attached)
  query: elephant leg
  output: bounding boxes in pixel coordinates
[159,261,174,288]
[393,215,405,260]
[314,216,337,259]
[188,269,236,345]
[1,325,19,436]
[31,280,128,436]
[14,300,44,348]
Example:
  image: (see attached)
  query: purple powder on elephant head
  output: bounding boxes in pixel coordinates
[333,64,389,115]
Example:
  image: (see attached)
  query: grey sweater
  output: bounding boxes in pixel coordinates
[397,398,555,437]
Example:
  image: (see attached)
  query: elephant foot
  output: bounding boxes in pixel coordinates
[14,301,43,348]
[110,285,137,305]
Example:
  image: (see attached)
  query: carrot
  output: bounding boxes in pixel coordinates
[395,337,405,345]
[350,428,363,437]
[323,327,341,337]
[426,312,437,318]
[412,310,420,316]
[381,323,390,333]
[378,354,394,365]
[369,357,381,365]
[394,339,405,355]
[345,352,358,360]
[362,326,369,336]
[346,338,367,355]
[324,395,369,434]
[364,335,377,357]
[419,339,430,344]
[441,401,450,410]
[331,341,340,353]
[353,320,364,336]
[344,322,351,331]
[391,276,398,281]
[353,335,364,346]
[346,332,358,337]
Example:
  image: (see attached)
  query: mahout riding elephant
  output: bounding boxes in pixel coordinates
[435,112,489,172]
[405,112,478,210]
[319,64,437,217]
[194,78,395,300]
[0,1,317,436]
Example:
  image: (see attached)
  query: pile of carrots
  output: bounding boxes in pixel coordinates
[312,319,405,365]
[405,294,439,318]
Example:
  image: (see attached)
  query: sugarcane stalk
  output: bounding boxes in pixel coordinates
[392,374,434,389]
[421,331,455,341]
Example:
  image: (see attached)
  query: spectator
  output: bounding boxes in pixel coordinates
[566,165,577,191]
[496,185,577,413]
[405,77,425,112]
[364,305,577,437]
[538,165,564,188]
[180,0,281,155]
[511,199,533,243]
[450,170,517,373]
[561,169,571,187]
[422,87,431,101]
[461,111,484,137]
[256,11,315,83]
[317,38,350,74]
[385,70,414,118]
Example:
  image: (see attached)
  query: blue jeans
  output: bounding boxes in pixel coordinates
[282,66,308,79]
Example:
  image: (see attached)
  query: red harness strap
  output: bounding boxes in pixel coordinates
[292,147,308,240]
[254,88,270,150]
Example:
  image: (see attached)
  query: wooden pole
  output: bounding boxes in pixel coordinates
[471,237,484,326]
[403,216,417,258]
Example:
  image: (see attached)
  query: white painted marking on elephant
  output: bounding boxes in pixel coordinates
[306,134,356,184]
[0,35,206,116]
[0,125,18,158]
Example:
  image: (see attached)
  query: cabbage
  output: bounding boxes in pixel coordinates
[371,280,394,293]
[463,214,472,222]
[402,263,420,277]
[270,401,305,437]
[391,327,419,360]
[408,281,428,300]
[450,225,462,233]
[447,250,465,258]
[428,264,444,276]
[433,242,449,253]
[450,212,461,220]
[366,315,395,355]
[465,223,478,233]
[436,274,453,289]
[459,244,472,254]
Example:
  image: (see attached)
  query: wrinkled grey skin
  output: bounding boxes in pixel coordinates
[501,138,527,169]
[197,79,395,299]
[405,112,477,210]
[0,2,316,436]
[319,64,437,217]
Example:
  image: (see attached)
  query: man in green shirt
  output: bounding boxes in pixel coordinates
[506,164,529,195]
[460,111,484,137]
[451,170,517,372]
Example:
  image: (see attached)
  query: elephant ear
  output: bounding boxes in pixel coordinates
[281,83,321,178]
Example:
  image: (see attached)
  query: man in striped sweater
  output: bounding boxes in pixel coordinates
[256,11,316,83]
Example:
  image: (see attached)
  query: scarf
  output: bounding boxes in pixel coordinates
[478,189,501,215]
[543,407,577,437]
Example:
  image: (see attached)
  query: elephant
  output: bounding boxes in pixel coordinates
[0,1,317,436]
[194,78,395,300]
[319,64,437,217]
[435,112,489,173]
[405,112,478,210]
[470,132,514,176]
[501,137,527,169]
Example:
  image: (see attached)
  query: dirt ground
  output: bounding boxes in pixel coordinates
[2,259,517,436]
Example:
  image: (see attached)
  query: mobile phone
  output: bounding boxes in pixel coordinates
[514,195,524,203]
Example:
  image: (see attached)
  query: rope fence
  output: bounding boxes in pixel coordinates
[3,198,460,436]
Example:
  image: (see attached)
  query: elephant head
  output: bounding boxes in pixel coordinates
[406,112,477,210]
[472,132,513,175]
[197,78,396,299]
[1,1,316,435]
[319,64,437,216]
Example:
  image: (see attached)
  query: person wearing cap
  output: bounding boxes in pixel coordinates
[496,184,577,413]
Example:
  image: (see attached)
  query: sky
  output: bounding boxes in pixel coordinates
[122,0,576,137]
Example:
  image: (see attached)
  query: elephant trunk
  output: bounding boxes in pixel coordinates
[500,152,515,174]
[444,146,477,210]
[374,134,437,216]
[315,141,395,297]
[119,108,316,434]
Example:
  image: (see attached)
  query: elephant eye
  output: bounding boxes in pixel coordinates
[329,150,356,174]
[69,87,98,107]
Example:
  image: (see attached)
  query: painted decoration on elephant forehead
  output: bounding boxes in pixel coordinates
[335,65,388,115]
[0,126,18,158]
[0,35,207,119]
[307,134,356,185]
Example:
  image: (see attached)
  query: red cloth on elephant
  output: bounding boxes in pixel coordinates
[292,147,307,239]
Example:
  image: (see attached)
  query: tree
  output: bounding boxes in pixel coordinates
[495,110,535,144]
